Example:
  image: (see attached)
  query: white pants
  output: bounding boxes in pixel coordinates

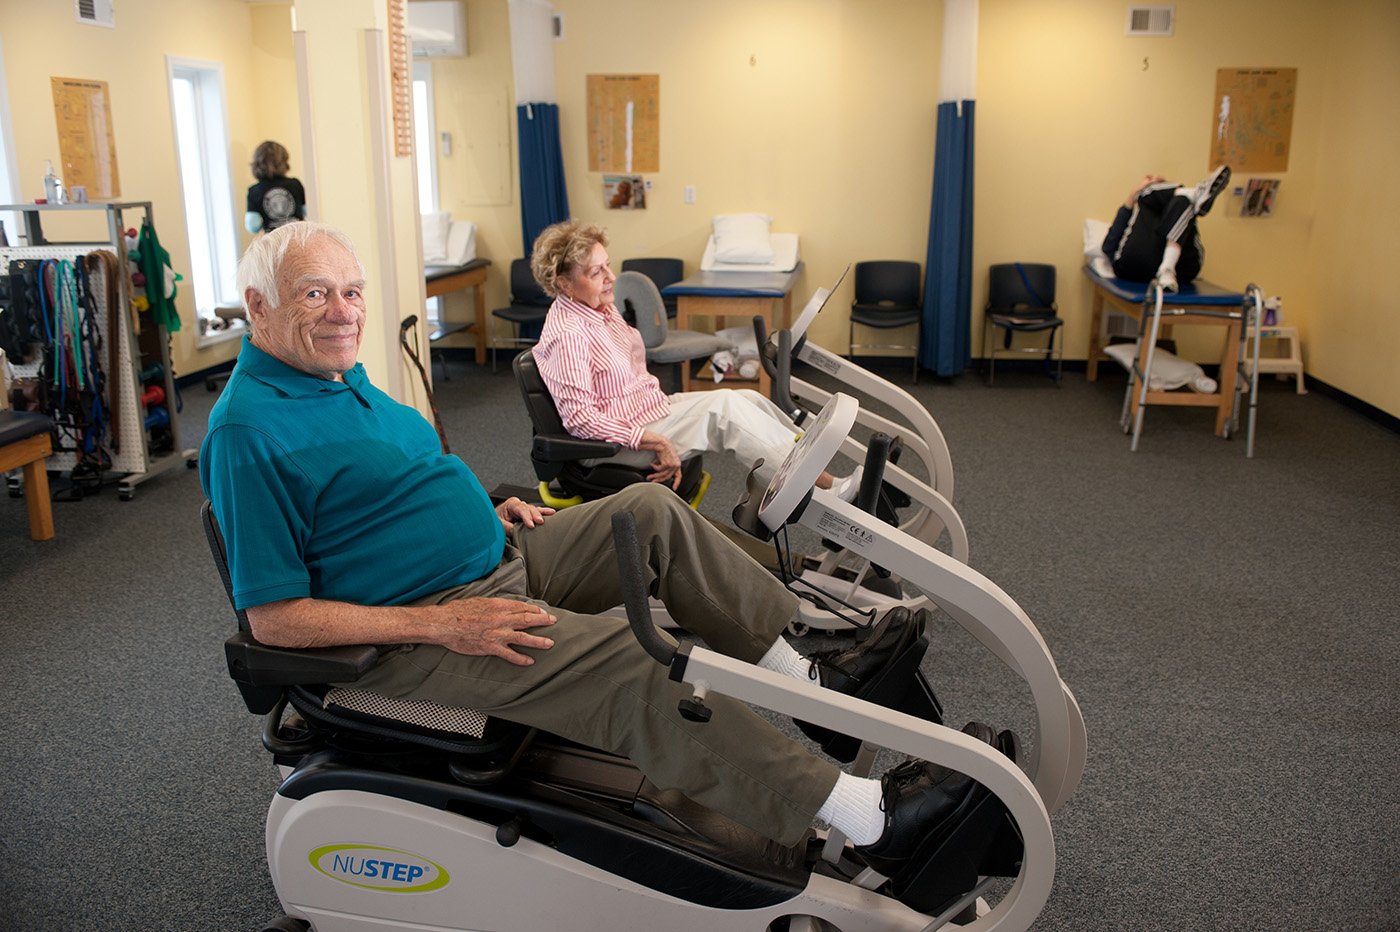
[604,389,801,472]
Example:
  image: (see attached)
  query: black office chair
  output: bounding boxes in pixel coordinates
[203,500,535,778]
[983,263,1062,386]
[849,261,923,383]
[620,257,684,319]
[490,259,553,372]
[511,349,709,509]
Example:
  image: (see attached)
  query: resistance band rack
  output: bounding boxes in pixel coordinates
[1,202,195,499]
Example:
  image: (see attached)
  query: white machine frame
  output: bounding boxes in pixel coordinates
[779,282,968,564]
[249,393,1083,932]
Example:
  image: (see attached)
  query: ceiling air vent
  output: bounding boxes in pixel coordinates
[75,0,115,29]
[1126,5,1174,37]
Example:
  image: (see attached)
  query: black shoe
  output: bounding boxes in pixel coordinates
[855,721,999,876]
[1193,164,1231,216]
[795,606,928,747]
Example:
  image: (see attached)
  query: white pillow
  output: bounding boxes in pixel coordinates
[1083,218,1110,259]
[1083,218,1116,277]
[421,211,452,265]
[701,233,800,272]
[444,220,477,266]
[712,213,775,264]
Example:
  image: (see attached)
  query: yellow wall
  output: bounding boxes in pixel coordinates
[3,0,1396,417]
[1303,0,1400,414]
[0,0,299,382]
[548,0,941,353]
[977,0,1398,416]
[425,0,525,344]
[537,0,1400,416]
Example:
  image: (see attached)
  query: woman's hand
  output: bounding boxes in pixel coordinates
[637,430,682,489]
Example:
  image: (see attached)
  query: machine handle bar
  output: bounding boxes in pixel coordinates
[752,315,805,424]
[611,510,677,667]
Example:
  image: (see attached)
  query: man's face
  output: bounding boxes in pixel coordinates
[248,236,366,380]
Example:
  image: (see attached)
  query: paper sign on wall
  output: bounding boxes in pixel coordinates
[51,77,121,199]
[1210,68,1296,173]
[587,74,659,174]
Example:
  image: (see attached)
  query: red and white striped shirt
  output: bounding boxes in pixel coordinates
[533,294,671,448]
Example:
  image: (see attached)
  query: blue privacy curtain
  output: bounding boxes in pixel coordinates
[517,102,570,257]
[919,99,975,377]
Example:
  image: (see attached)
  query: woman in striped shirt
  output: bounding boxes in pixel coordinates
[531,220,859,497]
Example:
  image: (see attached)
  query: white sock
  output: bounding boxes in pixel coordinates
[816,771,886,845]
[757,637,814,682]
[832,467,864,504]
[1157,241,1181,275]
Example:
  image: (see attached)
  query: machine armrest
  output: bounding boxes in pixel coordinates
[225,630,383,687]
[532,434,622,462]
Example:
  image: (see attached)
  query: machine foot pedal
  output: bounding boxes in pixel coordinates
[886,729,1025,916]
[797,623,941,763]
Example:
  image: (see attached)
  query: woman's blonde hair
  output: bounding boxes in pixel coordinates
[251,140,291,181]
[530,220,608,298]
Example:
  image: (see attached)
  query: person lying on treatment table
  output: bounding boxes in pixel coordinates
[199,220,1010,870]
[1102,165,1230,292]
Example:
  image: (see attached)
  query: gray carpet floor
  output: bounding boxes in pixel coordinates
[1,354,1396,931]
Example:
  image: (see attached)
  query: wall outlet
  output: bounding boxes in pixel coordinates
[684,185,696,204]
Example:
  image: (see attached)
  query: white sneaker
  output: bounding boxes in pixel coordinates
[1156,268,1179,293]
[833,467,864,503]
[1191,165,1231,216]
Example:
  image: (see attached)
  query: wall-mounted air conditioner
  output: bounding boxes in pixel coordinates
[408,1,467,58]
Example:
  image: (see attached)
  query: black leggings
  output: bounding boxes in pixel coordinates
[1102,185,1204,284]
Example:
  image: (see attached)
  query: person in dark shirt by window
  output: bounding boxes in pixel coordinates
[245,140,307,235]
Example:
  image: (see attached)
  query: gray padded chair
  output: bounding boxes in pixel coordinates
[614,271,732,392]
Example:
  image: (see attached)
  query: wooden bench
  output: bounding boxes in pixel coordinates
[0,410,55,540]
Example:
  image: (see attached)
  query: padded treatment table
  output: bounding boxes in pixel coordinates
[0,410,54,540]
[662,267,801,393]
[425,258,492,365]
[1084,266,1248,439]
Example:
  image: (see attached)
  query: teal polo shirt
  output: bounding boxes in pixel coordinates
[199,337,505,610]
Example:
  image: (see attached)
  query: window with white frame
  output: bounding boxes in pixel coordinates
[413,62,439,215]
[0,37,23,246]
[167,57,241,343]
[413,62,444,324]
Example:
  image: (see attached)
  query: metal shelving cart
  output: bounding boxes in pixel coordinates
[1,201,196,499]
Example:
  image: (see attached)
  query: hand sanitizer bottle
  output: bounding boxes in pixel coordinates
[43,160,62,204]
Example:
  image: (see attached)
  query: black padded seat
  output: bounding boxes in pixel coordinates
[512,349,707,506]
[1,410,55,540]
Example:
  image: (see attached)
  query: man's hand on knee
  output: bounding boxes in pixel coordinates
[431,598,557,665]
[496,496,555,530]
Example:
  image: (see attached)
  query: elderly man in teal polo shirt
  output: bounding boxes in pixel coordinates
[200,221,997,868]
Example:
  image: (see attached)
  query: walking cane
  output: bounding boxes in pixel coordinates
[399,314,451,454]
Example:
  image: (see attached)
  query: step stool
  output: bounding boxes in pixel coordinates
[1252,325,1306,394]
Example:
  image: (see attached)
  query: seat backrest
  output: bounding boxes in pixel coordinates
[988,263,1057,312]
[512,349,569,437]
[854,260,922,308]
[203,499,519,754]
[203,500,252,634]
[510,258,552,306]
[620,257,684,292]
[613,271,668,349]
